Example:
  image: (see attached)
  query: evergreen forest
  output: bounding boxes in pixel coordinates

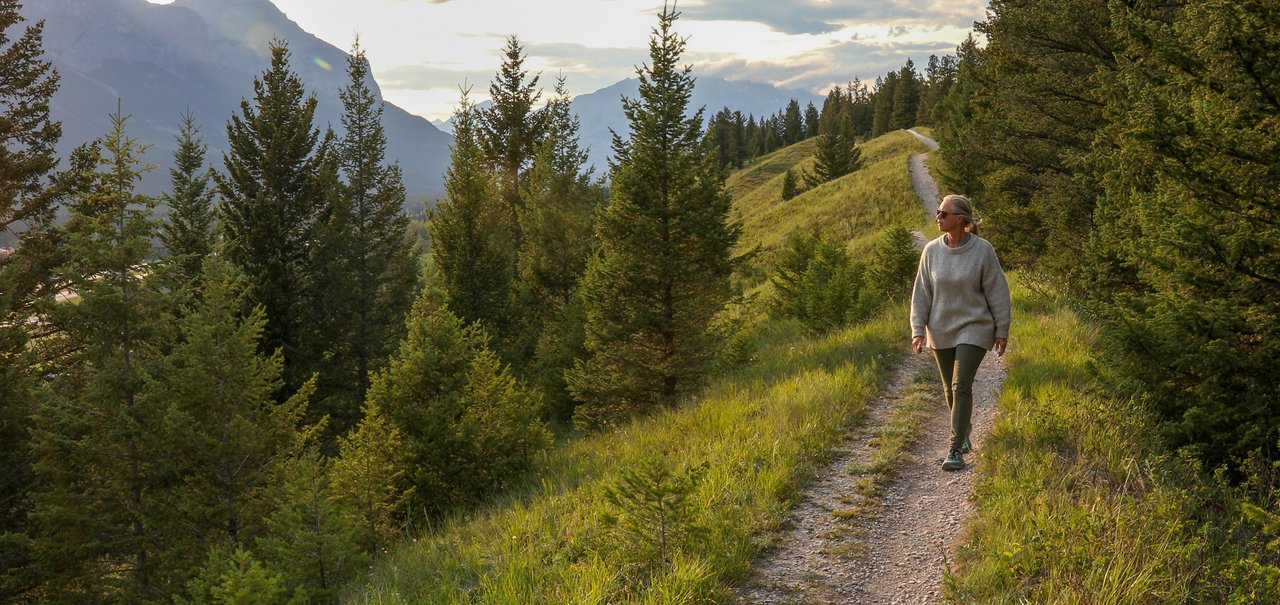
[2,0,1279,602]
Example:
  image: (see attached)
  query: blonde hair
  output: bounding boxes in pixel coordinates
[941,194,981,235]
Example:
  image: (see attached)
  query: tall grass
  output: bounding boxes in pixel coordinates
[947,280,1273,603]
[346,308,909,603]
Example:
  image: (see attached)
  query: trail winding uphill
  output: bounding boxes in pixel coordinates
[733,130,1007,604]
[907,129,941,249]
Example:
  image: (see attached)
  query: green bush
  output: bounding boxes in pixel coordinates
[601,455,708,578]
[180,548,303,605]
[865,226,919,302]
[769,231,878,333]
[368,285,551,517]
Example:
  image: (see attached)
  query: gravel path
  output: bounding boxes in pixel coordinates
[906,130,940,249]
[733,129,1006,604]
[839,353,1004,604]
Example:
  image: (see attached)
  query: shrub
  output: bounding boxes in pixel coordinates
[769,231,874,332]
[601,455,708,577]
[865,225,919,302]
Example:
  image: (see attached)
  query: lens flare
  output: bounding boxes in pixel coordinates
[313,57,332,71]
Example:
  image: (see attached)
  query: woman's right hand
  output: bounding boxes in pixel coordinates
[912,336,925,355]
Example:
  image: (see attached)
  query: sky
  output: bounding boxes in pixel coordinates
[147,0,987,122]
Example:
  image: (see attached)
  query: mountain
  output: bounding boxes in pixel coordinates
[569,77,824,176]
[20,0,452,204]
[448,77,824,176]
[21,0,821,201]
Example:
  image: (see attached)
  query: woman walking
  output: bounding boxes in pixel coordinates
[910,194,1011,471]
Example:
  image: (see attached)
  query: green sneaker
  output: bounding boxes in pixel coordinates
[942,449,965,471]
[960,437,972,454]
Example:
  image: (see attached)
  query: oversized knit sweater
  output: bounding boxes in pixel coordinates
[910,233,1012,350]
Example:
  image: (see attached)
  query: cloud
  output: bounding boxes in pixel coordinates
[678,0,856,35]
[376,42,649,110]
[521,42,649,79]
[690,35,962,96]
[377,64,498,93]
[679,0,985,35]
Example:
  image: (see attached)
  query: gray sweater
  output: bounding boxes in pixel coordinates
[910,234,1012,350]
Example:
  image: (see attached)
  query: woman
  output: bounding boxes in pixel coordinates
[910,194,1011,471]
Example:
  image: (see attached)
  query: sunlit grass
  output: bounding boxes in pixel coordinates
[346,309,909,604]
[945,279,1223,603]
[731,130,931,287]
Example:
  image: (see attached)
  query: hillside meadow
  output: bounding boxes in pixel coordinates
[349,130,1277,602]
[346,130,929,603]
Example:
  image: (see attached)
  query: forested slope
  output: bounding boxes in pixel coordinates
[344,129,928,603]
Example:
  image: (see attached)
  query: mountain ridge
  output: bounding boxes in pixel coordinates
[24,0,452,203]
[24,0,825,202]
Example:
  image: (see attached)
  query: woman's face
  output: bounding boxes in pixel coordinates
[936,202,964,231]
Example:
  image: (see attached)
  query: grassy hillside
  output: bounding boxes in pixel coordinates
[729,131,931,286]
[344,130,928,603]
[942,281,1279,602]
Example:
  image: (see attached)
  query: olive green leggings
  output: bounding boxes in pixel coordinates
[932,344,987,453]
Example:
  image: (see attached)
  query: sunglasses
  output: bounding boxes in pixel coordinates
[936,209,964,219]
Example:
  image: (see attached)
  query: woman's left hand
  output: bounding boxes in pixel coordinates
[994,338,1007,357]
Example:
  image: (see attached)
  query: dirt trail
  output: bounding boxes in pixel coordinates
[733,129,1005,604]
[907,129,941,248]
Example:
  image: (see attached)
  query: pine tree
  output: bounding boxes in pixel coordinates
[769,231,818,319]
[1093,0,1280,469]
[601,455,706,570]
[803,101,820,139]
[159,111,216,293]
[871,72,897,136]
[935,35,985,197]
[0,2,60,598]
[256,450,363,605]
[329,401,412,555]
[217,40,331,396]
[517,77,602,420]
[428,94,516,339]
[866,226,919,302]
[782,99,804,145]
[959,0,1118,290]
[0,0,60,240]
[310,41,419,435]
[756,118,779,156]
[180,548,302,605]
[458,346,550,488]
[917,54,958,126]
[744,115,761,158]
[368,284,549,516]
[146,255,314,575]
[780,168,799,201]
[730,110,748,166]
[807,100,862,187]
[890,59,921,130]
[796,235,867,332]
[365,284,472,515]
[846,79,874,137]
[29,111,173,602]
[705,107,738,171]
[567,5,740,428]
[479,35,544,234]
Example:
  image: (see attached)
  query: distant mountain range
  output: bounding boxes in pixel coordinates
[22,0,452,203]
[22,0,824,203]
[567,77,823,176]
